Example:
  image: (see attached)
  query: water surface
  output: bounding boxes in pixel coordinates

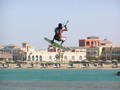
[0,69,120,90]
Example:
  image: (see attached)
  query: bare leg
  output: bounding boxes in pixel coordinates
[60,37,66,45]
[60,40,65,45]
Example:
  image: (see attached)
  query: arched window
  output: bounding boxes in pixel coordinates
[32,56,34,61]
[36,55,38,61]
[93,41,97,46]
[64,56,68,60]
[39,56,42,61]
[72,56,75,60]
[28,55,31,61]
[94,52,97,55]
[79,56,82,60]
[49,56,52,60]
[91,41,93,45]
[86,41,90,46]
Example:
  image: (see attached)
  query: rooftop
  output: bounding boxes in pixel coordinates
[87,36,99,39]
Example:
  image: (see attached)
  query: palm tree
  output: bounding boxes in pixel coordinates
[55,52,64,63]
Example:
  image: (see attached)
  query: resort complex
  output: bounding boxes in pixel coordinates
[0,36,120,69]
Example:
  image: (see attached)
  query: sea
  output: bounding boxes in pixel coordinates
[0,69,120,90]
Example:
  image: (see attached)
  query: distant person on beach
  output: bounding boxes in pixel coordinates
[52,23,68,45]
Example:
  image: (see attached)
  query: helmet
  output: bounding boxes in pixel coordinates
[58,23,62,28]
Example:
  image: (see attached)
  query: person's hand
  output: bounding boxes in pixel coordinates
[64,25,67,28]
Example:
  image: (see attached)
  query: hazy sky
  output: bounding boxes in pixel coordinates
[0,0,120,49]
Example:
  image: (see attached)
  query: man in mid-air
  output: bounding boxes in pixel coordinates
[52,23,68,45]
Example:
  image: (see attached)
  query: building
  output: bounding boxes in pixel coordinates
[0,45,4,49]
[100,39,118,47]
[79,36,100,48]
[86,47,103,60]
[79,36,101,60]
[26,46,86,63]
[0,42,86,63]
[0,36,119,63]
[100,47,120,61]
[79,36,120,61]
[47,45,57,52]
[0,51,13,62]
[0,43,30,61]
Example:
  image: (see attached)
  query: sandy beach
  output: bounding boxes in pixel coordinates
[0,63,120,70]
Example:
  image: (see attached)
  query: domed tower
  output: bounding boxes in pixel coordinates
[22,42,31,52]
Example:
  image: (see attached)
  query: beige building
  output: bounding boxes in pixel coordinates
[85,38,120,61]
[100,39,120,61]
[1,42,87,63]
[100,39,118,47]
[25,46,86,63]
[0,44,27,61]
[86,47,103,60]
[100,47,120,61]
[0,51,13,61]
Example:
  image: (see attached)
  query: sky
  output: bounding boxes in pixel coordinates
[0,0,120,49]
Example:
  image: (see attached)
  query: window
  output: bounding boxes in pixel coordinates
[94,52,97,55]
[36,55,38,61]
[91,41,93,45]
[64,56,68,60]
[72,56,75,60]
[49,56,52,60]
[32,56,34,61]
[93,41,97,46]
[39,56,42,61]
[28,55,31,61]
[86,42,90,46]
[79,56,82,60]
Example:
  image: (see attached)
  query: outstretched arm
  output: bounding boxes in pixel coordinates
[62,25,68,31]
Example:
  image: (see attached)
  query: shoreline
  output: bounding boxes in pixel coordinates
[0,63,120,70]
[1,67,120,70]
